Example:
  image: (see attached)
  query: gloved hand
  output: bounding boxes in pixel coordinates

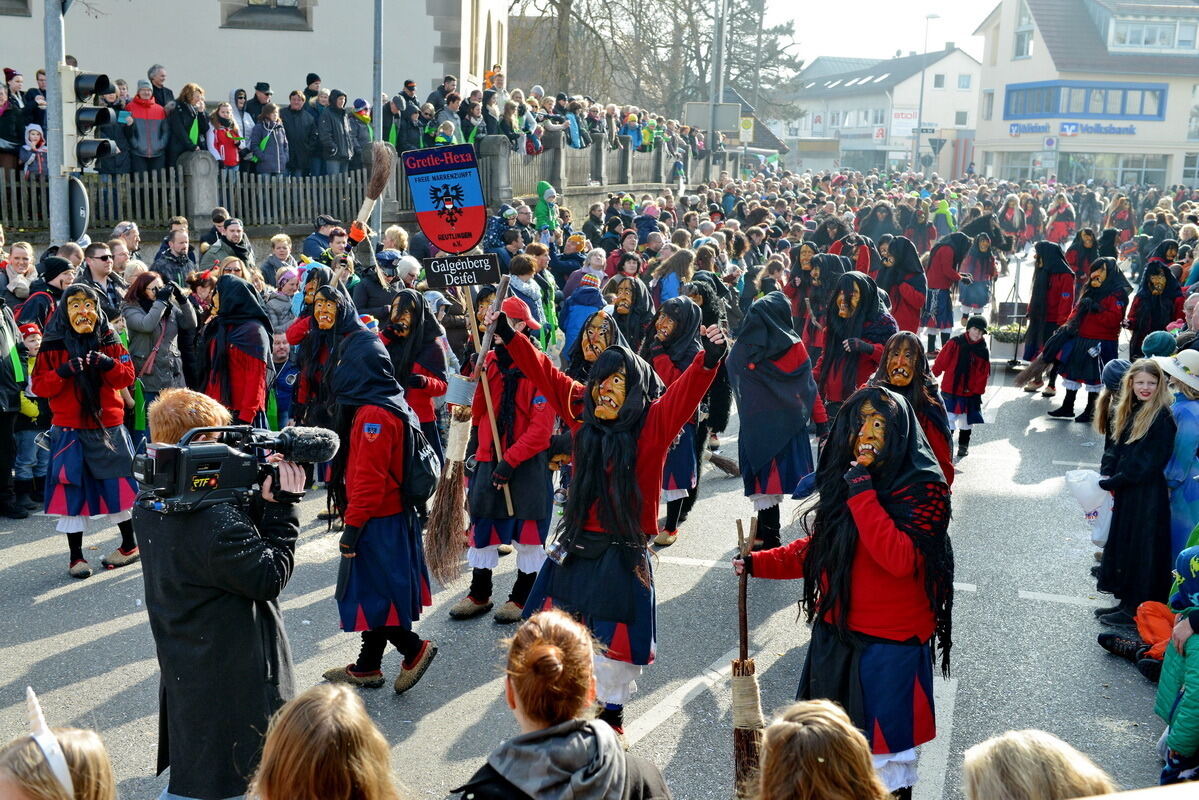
[814,419,831,438]
[491,458,514,490]
[1077,296,1099,313]
[155,284,174,301]
[492,312,516,344]
[843,463,873,497]
[348,220,368,246]
[846,337,873,354]
[959,273,973,285]
[702,325,728,368]
[406,374,428,390]
[338,524,363,558]
[56,357,84,378]
[86,351,115,371]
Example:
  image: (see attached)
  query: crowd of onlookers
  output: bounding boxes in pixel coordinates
[0,60,722,180]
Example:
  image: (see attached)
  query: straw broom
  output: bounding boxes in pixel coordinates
[424,404,472,587]
[355,141,396,225]
[704,449,740,477]
[733,519,765,797]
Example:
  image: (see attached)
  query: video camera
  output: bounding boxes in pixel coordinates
[133,426,340,513]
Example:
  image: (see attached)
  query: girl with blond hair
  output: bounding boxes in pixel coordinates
[0,725,117,800]
[249,684,405,800]
[1094,358,1176,627]
[962,729,1114,800]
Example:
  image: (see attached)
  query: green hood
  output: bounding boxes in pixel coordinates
[536,180,556,202]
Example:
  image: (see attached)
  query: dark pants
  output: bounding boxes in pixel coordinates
[131,154,165,172]
[0,411,17,502]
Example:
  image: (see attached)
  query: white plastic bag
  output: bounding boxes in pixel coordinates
[1065,469,1113,547]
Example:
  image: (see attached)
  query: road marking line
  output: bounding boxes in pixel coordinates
[954,583,977,592]
[914,678,959,800]
[1018,590,1104,607]
[1052,460,1101,468]
[657,555,727,568]
[624,646,738,747]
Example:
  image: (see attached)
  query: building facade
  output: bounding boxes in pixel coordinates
[974,0,1199,187]
[772,47,979,175]
[0,0,507,104]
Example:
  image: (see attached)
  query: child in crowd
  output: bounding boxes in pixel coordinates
[14,322,49,510]
[433,121,456,146]
[755,700,889,800]
[249,684,406,800]
[932,315,991,460]
[0,690,118,800]
[261,233,297,284]
[268,332,297,430]
[1155,544,1199,784]
[962,730,1114,800]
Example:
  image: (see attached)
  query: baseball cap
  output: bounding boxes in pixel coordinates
[404,79,416,90]
[315,214,342,229]
[18,323,41,338]
[501,296,541,330]
[254,82,272,94]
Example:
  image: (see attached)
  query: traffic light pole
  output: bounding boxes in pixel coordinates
[44,0,69,243]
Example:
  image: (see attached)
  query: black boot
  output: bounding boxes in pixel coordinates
[1074,391,1098,424]
[891,788,913,800]
[0,492,29,519]
[597,704,625,732]
[1048,389,1078,418]
[13,479,40,511]
[926,334,938,354]
[752,505,782,551]
[956,429,971,459]
[940,331,951,349]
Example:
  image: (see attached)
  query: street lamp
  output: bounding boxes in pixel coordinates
[913,13,940,172]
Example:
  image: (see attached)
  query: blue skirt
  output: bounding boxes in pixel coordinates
[471,516,551,548]
[941,392,984,425]
[336,511,432,632]
[45,426,138,517]
[662,422,698,492]
[743,434,813,497]
[921,289,953,329]
[1059,337,1117,386]
[524,539,656,666]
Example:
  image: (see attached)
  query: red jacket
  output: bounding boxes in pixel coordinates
[889,275,926,334]
[472,349,554,466]
[932,338,990,397]
[750,485,944,642]
[505,331,716,537]
[406,363,447,424]
[32,339,135,429]
[1127,295,1185,333]
[921,413,954,487]
[209,124,241,167]
[925,246,960,291]
[1044,271,1075,324]
[204,338,267,422]
[1072,293,1127,341]
[344,405,406,528]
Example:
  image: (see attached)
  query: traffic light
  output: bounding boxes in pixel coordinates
[59,64,115,172]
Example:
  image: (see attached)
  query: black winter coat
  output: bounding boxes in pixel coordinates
[316,107,353,162]
[166,102,209,165]
[279,105,314,172]
[135,498,299,800]
[351,269,400,321]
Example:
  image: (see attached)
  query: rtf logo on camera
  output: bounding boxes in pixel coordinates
[191,475,219,490]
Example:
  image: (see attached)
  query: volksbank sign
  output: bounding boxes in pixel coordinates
[1010,121,1136,137]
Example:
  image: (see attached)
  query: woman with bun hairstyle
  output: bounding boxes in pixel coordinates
[756,700,889,800]
[452,610,671,798]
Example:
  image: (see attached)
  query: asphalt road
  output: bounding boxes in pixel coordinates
[0,260,1168,798]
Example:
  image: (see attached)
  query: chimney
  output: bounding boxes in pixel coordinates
[945,41,955,51]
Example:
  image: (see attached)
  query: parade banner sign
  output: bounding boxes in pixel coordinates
[403,144,487,255]
[424,252,502,289]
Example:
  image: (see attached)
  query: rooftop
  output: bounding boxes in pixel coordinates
[787,47,968,100]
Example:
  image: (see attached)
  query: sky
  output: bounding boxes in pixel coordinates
[767,0,987,64]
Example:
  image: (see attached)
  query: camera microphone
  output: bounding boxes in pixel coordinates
[252,426,340,464]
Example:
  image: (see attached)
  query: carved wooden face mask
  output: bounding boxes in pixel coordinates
[885,341,916,387]
[390,299,414,337]
[837,284,861,318]
[614,281,634,315]
[1151,273,1167,295]
[582,313,614,363]
[654,312,677,342]
[854,400,886,467]
[304,279,319,305]
[1090,264,1107,288]
[591,366,627,420]
[314,296,338,330]
[67,293,98,334]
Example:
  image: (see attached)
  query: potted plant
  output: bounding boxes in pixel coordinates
[988,322,1026,362]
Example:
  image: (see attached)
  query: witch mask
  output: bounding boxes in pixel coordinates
[592,366,627,420]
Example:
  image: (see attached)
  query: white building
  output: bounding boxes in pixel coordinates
[0,0,508,102]
[973,0,1199,186]
[777,47,980,174]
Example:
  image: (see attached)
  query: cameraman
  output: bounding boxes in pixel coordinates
[136,387,305,800]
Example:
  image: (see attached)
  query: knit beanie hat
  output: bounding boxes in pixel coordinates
[40,256,73,283]
[1101,359,1132,392]
[643,204,660,219]
[1169,545,1199,611]
[580,273,602,290]
[306,73,321,86]
[137,79,152,91]
[966,315,987,334]
[1142,330,1176,358]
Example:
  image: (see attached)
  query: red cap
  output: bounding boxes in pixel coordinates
[501,296,541,331]
[18,323,41,338]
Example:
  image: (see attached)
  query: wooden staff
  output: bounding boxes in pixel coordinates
[463,275,514,516]
[732,518,764,798]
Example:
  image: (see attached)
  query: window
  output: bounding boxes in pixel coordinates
[1112,18,1198,51]
[982,90,994,121]
[1189,85,1199,141]
[1014,0,1034,58]
[933,74,946,89]
[223,0,311,31]
[1184,154,1199,186]
[0,0,30,15]
[831,111,841,128]
[958,74,972,90]
[1005,80,1168,120]
[872,108,885,125]
[955,111,969,126]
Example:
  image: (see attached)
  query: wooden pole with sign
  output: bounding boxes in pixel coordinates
[462,276,514,516]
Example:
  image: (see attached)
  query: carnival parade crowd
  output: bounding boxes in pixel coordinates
[8,57,1199,800]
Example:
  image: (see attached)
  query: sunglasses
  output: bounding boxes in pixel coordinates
[91,254,113,261]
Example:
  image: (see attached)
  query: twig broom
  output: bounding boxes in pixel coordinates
[733,519,765,797]
[424,404,472,587]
